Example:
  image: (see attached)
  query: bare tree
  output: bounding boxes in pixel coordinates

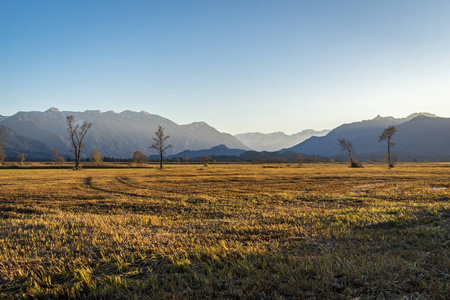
[379,125,397,168]
[51,149,60,164]
[150,125,172,169]
[132,150,148,164]
[66,115,93,169]
[17,153,25,166]
[296,153,304,166]
[91,149,102,166]
[202,155,212,166]
[0,126,6,165]
[337,138,360,167]
[51,149,66,165]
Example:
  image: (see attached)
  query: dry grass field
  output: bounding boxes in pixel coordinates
[0,163,449,299]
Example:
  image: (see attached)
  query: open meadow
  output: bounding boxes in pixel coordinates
[0,163,449,299]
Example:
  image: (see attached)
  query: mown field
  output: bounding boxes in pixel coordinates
[0,163,449,299]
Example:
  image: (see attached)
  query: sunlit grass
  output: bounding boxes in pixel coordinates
[0,163,449,299]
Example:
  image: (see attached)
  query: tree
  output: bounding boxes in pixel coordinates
[66,115,93,170]
[337,138,360,167]
[17,153,25,166]
[378,125,397,168]
[91,149,103,166]
[0,126,6,165]
[202,155,212,166]
[52,149,60,163]
[132,150,148,164]
[52,149,66,165]
[149,125,172,169]
[296,153,304,166]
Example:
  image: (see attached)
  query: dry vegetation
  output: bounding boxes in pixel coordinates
[0,163,449,299]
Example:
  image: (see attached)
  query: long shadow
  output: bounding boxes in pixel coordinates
[84,177,148,199]
[114,176,144,189]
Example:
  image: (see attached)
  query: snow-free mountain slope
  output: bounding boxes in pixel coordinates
[169,144,246,160]
[283,113,449,161]
[0,125,54,159]
[235,129,330,151]
[0,108,249,158]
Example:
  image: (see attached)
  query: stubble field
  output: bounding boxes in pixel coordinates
[0,163,449,299]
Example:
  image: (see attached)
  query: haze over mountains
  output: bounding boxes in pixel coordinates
[0,108,248,159]
[283,113,450,161]
[234,130,330,152]
[0,109,448,161]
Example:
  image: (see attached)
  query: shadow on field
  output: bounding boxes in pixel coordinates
[0,206,49,219]
[84,177,148,199]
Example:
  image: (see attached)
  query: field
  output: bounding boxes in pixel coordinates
[0,163,449,299]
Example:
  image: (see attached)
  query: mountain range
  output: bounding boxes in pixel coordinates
[283,113,450,161]
[234,129,330,151]
[0,125,54,159]
[167,144,246,160]
[0,109,448,161]
[0,108,248,159]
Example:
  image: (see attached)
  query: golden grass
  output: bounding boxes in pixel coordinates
[0,163,449,299]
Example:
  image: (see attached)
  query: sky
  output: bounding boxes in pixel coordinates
[1,0,450,134]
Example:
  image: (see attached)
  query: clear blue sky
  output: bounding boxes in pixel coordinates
[1,0,450,134]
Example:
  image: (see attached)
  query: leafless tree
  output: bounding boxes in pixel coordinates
[0,126,6,165]
[51,149,66,165]
[202,155,212,166]
[17,153,25,166]
[51,149,60,164]
[338,138,359,167]
[379,125,397,168]
[149,125,172,169]
[66,115,93,169]
[132,150,148,164]
[91,149,102,166]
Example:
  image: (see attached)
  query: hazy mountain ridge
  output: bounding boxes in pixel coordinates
[168,144,246,160]
[283,113,449,161]
[0,110,447,161]
[0,108,249,158]
[235,129,330,151]
[0,125,54,159]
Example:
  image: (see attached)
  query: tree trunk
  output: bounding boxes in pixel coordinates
[387,141,391,167]
[75,146,80,169]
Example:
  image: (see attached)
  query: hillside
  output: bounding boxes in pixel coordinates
[0,108,249,158]
[168,144,246,160]
[235,129,329,151]
[0,125,54,159]
[283,113,449,161]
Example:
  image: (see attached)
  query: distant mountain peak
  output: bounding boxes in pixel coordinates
[139,111,151,116]
[405,112,436,121]
[46,107,60,113]
[214,144,228,149]
[185,122,208,129]
[235,129,330,151]
[370,114,396,122]
[371,112,437,122]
